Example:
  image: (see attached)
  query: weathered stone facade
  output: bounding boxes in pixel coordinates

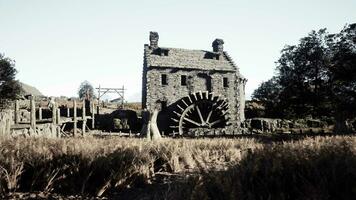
[142,32,247,135]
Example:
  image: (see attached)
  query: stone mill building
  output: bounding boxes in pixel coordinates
[142,32,247,136]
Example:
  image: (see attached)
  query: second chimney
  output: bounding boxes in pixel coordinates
[212,39,224,53]
[149,31,159,49]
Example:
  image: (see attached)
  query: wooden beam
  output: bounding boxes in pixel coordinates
[52,100,57,125]
[14,100,19,124]
[38,107,42,120]
[82,99,86,135]
[97,85,100,115]
[73,100,77,136]
[57,126,61,138]
[30,96,36,130]
[57,108,61,124]
[6,114,11,136]
[91,101,95,129]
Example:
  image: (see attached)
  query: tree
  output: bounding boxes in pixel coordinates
[253,29,333,119]
[252,23,356,134]
[252,76,282,117]
[276,29,332,118]
[0,54,20,109]
[78,81,95,100]
[328,24,356,132]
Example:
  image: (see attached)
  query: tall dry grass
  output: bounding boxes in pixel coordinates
[179,136,356,200]
[0,135,355,199]
[0,136,261,197]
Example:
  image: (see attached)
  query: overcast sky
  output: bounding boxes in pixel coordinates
[1,0,355,102]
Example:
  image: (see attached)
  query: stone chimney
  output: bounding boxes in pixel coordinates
[149,31,159,49]
[212,39,224,53]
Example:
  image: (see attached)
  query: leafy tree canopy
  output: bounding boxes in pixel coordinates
[78,81,96,100]
[0,54,20,109]
[252,24,356,120]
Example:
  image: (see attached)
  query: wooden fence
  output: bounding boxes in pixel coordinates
[0,110,12,137]
[1,97,95,137]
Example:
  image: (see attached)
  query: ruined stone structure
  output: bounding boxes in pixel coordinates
[142,32,247,136]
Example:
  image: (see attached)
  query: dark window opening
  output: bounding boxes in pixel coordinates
[223,77,229,88]
[161,101,167,110]
[152,48,169,56]
[204,52,220,60]
[161,74,167,85]
[161,51,169,56]
[181,75,187,86]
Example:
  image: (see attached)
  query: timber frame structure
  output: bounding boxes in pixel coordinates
[96,85,125,114]
[9,96,95,137]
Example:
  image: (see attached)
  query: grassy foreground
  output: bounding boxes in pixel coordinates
[0,135,355,199]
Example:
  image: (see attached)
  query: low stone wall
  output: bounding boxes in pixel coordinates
[1,109,60,138]
[242,118,331,134]
[11,123,60,138]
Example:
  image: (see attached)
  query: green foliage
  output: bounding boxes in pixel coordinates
[329,24,356,119]
[252,24,356,120]
[277,29,332,118]
[0,54,20,109]
[78,81,95,100]
[252,76,281,117]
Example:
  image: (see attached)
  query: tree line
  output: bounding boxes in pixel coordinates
[252,24,356,129]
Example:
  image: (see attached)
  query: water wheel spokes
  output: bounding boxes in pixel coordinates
[170,91,230,136]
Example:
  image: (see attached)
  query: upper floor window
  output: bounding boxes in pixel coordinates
[152,48,169,56]
[161,74,168,85]
[223,77,229,88]
[204,52,220,60]
[181,75,187,86]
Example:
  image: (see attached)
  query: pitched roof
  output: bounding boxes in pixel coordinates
[20,82,44,97]
[145,46,239,72]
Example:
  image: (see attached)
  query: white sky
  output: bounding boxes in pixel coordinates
[1,0,355,102]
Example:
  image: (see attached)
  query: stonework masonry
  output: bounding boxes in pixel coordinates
[142,32,247,135]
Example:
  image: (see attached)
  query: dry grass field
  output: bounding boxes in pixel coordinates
[0,134,355,199]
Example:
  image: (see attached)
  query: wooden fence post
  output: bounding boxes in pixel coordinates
[57,108,61,124]
[14,100,19,124]
[39,107,42,120]
[82,99,86,135]
[30,96,36,131]
[97,85,100,115]
[91,101,95,129]
[6,114,11,136]
[52,100,57,125]
[73,100,77,136]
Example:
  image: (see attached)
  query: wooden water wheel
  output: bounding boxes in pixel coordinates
[170,91,230,136]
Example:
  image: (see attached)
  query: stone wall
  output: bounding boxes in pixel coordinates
[142,33,247,134]
[11,123,60,138]
[143,66,244,132]
[242,118,333,134]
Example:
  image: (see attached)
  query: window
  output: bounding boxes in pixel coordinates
[161,74,167,85]
[162,50,169,56]
[204,52,220,60]
[223,77,229,88]
[160,101,167,110]
[181,75,187,86]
